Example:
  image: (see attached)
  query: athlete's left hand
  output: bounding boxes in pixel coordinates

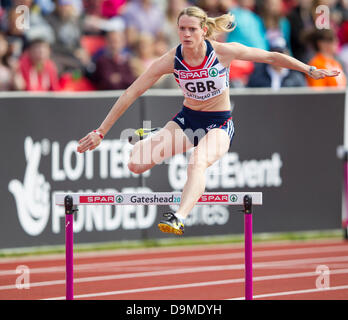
[77,131,102,153]
[309,68,340,80]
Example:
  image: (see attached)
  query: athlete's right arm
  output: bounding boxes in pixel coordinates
[77,49,175,153]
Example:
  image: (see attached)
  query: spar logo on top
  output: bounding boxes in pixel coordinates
[7,137,283,236]
[80,195,116,204]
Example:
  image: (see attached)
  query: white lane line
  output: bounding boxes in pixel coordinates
[2,266,346,292]
[1,245,347,276]
[0,243,242,264]
[0,240,344,264]
[229,285,348,300]
[0,265,233,290]
[43,269,348,300]
[0,253,233,276]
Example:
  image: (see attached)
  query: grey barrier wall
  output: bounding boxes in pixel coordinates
[0,89,345,249]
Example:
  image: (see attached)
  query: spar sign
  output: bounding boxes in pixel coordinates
[80,196,115,204]
[198,194,229,203]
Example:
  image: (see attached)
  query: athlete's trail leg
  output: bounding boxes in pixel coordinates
[128,121,193,174]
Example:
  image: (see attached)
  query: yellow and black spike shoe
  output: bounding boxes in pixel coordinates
[128,127,161,145]
[158,212,185,236]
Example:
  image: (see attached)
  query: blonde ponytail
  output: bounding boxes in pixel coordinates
[206,14,236,38]
[177,6,236,39]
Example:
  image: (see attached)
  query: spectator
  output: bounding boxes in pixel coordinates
[226,0,266,86]
[154,34,170,57]
[130,32,169,88]
[84,10,127,36]
[35,0,84,15]
[196,0,229,17]
[130,32,157,77]
[100,0,127,18]
[0,32,24,90]
[34,0,56,15]
[226,0,268,50]
[247,36,306,89]
[80,0,119,34]
[338,20,348,75]
[19,38,60,91]
[287,0,315,63]
[0,0,12,10]
[83,0,102,15]
[282,0,297,14]
[196,0,234,42]
[229,59,255,87]
[337,0,348,47]
[4,3,30,58]
[162,0,189,49]
[337,0,348,34]
[3,1,55,47]
[306,28,347,88]
[45,0,91,74]
[154,34,179,88]
[29,2,56,43]
[196,0,233,42]
[93,30,136,90]
[220,0,236,12]
[257,0,292,52]
[122,0,164,37]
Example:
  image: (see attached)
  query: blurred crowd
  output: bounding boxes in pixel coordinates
[0,0,348,92]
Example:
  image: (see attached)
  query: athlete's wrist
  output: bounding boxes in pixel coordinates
[93,130,104,139]
[96,128,106,138]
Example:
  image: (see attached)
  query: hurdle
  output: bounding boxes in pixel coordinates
[55,191,263,300]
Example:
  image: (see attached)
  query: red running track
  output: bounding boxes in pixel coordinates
[0,239,347,300]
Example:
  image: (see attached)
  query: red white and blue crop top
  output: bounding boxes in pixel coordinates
[173,40,229,101]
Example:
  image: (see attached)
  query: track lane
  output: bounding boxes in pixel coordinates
[0,239,347,300]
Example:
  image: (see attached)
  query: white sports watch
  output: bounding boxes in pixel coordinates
[308,66,317,75]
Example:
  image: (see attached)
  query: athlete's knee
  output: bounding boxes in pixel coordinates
[128,156,155,174]
[187,157,209,174]
[127,160,145,174]
[188,148,210,169]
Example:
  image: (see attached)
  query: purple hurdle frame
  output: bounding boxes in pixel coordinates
[63,193,256,300]
[344,161,348,239]
[64,195,77,300]
[243,195,253,300]
[65,214,73,300]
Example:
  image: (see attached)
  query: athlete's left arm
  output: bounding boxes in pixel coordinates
[216,41,340,80]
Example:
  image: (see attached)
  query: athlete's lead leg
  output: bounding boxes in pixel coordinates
[158,128,231,235]
[177,128,230,217]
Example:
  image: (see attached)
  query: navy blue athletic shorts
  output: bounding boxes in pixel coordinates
[172,106,235,147]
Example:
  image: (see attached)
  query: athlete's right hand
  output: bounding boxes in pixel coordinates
[77,131,103,153]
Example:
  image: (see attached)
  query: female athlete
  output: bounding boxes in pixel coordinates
[77,6,339,235]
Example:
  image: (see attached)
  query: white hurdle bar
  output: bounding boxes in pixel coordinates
[55,192,263,300]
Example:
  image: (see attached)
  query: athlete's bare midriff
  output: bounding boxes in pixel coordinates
[183,88,231,112]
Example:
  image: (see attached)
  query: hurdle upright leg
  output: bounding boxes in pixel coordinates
[344,159,348,239]
[243,195,253,300]
[64,195,77,300]
[337,146,348,239]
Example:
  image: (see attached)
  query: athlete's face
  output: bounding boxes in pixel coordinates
[178,15,206,49]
